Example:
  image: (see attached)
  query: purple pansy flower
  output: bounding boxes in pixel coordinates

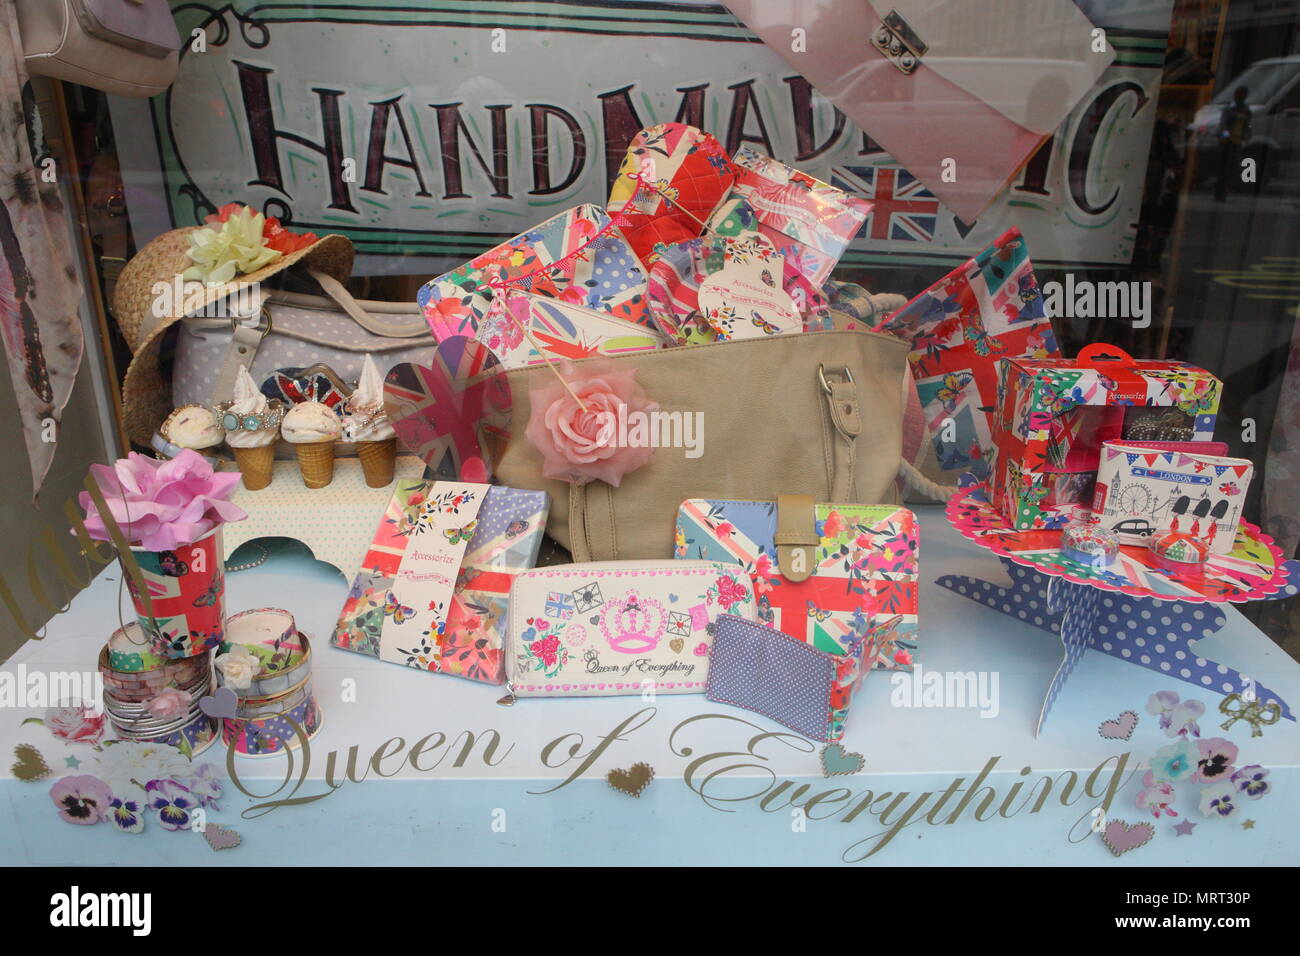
[108,797,145,834]
[49,775,113,825]
[145,779,197,831]
[1194,738,1238,783]
[1199,782,1238,818]
[1230,765,1269,799]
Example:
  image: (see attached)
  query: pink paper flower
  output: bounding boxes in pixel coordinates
[78,450,246,551]
[146,688,192,721]
[45,705,105,745]
[49,775,113,825]
[524,365,658,487]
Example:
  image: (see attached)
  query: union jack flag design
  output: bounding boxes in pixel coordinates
[832,166,940,243]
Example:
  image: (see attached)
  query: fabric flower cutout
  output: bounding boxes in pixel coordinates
[88,741,192,797]
[524,365,658,487]
[1146,690,1204,738]
[44,704,105,745]
[50,775,113,825]
[78,450,246,551]
[1193,737,1238,783]
[146,687,192,722]
[1134,770,1178,819]
[1149,739,1198,784]
[214,644,259,690]
[176,763,223,810]
[145,780,198,831]
[183,205,282,285]
[1199,781,1238,818]
[108,797,145,834]
[1230,764,1269,799]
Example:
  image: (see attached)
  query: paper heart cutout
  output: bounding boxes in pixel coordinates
[384,336,512,482]
[692,642,709,657]
[1100,818,1155,857]
[203,822,242,851]
[199,687,238,720]
[607,762,655,798]
[819,743,864,777]
[669,638,684,654]
[11,744,51,782]
[1098,710,1139,741]
[668,594,678,603]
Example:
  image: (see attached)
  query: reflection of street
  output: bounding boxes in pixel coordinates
[1169,177,1299,650]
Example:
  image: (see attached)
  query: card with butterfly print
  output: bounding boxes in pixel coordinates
[505,561,756,698]
[876,228,1060,482]
[675,499,918,671]
[417,204,652,345]
[332,482,548,683]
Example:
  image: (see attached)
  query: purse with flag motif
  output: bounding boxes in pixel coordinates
[674,498,918,671]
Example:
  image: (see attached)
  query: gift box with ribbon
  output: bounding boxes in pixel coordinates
[991,344,1222,530]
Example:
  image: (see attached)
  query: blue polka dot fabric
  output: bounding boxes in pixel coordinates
[706,614,834,741]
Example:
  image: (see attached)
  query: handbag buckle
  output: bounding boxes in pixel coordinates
[817,363,854,395]
[229,305,274,342]
[871,10,926,75]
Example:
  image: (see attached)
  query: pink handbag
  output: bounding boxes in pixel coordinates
[722,0,1114,222]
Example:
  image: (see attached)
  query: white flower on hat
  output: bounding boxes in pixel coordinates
[214,644,259,690]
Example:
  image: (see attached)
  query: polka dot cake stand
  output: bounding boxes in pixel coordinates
[943,482,1296,735]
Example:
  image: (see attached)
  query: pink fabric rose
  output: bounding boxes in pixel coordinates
[45,705,105,745]
[78,450,246,551]
[146,687,192,721]
[524,365,658,487]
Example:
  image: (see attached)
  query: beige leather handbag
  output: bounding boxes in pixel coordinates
[493,329,911,561]
[17,0,180,98]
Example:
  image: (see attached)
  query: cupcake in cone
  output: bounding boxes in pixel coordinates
[218,367,285,490]
[159,404,224,461]
[282,400,341,488]
[343,356,398,488]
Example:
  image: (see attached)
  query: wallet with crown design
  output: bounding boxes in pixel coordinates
[505,561,756,698]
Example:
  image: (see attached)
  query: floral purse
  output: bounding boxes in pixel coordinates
[502,560,756,700]
[674,496,919,670]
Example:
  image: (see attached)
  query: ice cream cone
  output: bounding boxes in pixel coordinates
[356,437,397,488]
[232,444,276,490]
[294,441,336,488]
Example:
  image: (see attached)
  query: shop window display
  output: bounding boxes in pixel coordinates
[0,0,1295,887]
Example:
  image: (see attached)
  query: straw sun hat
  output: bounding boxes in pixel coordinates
[113,218,353,446]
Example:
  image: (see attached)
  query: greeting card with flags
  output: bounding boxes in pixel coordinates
[877,227,1060,483]
[1093,442,1253,554]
